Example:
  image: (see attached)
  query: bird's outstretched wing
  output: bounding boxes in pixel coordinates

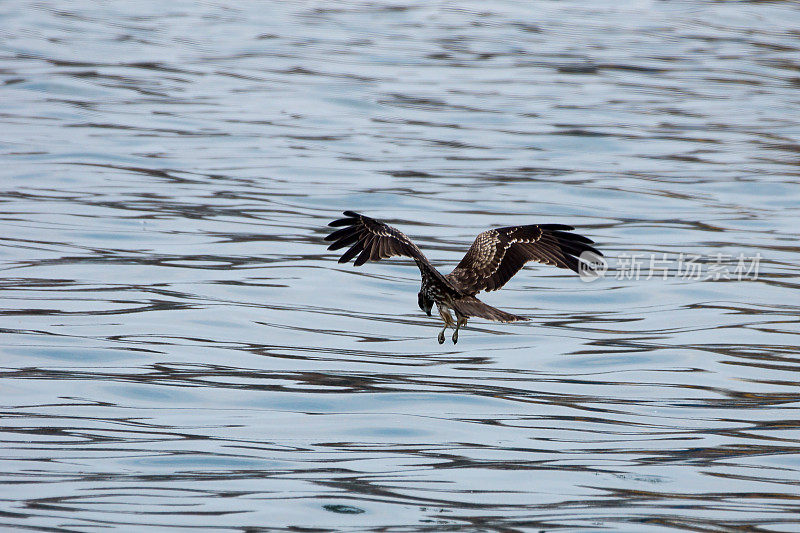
[325,211,427,266]
[447,224,602,294]
[325,211,457,290]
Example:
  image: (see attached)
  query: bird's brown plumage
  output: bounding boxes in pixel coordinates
[324,211,602,343]
[447,224,600,294]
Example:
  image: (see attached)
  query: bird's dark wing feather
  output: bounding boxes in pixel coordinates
[325,211,459,292]
[447,224,602,294]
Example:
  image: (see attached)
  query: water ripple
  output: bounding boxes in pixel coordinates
[2,0,800,531]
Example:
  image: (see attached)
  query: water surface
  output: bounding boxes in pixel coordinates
[2,1,800,531]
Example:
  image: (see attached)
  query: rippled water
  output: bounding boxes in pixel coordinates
[2,1,800,531]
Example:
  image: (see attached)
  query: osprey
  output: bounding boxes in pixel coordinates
[324,211,602,344]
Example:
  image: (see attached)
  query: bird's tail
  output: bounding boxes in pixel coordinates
[451,296,527,323]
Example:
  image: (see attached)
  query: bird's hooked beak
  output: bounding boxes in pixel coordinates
[418,292,432,316]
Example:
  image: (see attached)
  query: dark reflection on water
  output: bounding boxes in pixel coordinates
[2,1,800,531]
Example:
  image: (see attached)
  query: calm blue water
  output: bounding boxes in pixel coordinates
[2,1,800,531]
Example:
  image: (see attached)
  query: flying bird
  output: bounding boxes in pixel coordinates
[324,211,602,344]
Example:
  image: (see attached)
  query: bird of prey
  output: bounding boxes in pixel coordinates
[324,211,602,344]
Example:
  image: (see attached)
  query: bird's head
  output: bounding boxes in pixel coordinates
[418,290,433,316]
